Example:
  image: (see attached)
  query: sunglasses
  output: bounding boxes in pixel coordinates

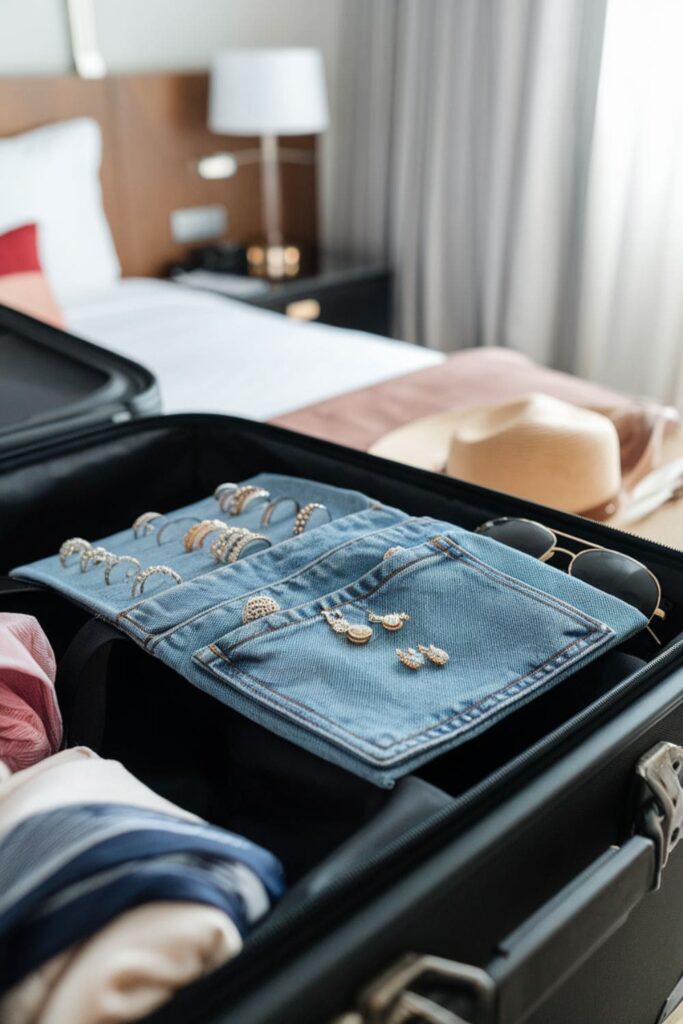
[476,517,666,644]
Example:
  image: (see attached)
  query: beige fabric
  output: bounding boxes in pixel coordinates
[0,748,199,844]
[1,902,241,1024]
[371,394,622,515]
[607,428,683,550]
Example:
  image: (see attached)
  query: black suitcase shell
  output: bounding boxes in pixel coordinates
[2,306,683,1024]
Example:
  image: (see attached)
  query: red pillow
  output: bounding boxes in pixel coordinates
[0,223,64,328]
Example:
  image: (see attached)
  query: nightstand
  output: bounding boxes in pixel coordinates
[172,255,393,337]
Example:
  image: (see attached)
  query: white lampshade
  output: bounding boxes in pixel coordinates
[209,48,329,137]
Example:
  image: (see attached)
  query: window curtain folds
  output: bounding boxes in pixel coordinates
[326,0,683,405]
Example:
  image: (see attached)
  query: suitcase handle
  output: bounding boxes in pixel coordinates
[344,742,683,1024]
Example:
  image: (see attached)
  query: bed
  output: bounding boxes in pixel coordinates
[63,277,442,419]
[0,76,441,420]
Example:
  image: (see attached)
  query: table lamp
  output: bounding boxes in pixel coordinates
[208,48,329,279]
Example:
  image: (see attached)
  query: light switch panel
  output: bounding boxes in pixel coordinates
[170,205,228,244]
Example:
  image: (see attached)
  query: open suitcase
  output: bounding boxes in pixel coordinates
[3,303,683,1024]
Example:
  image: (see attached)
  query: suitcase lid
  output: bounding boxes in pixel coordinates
[0,304,160,456]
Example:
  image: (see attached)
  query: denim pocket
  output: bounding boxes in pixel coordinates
[193,535,628,784]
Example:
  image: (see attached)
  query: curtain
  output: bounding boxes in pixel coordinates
[575,0,683,405]
[325,0,683,405]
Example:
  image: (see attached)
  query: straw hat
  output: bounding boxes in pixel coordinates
[369,393,622,516]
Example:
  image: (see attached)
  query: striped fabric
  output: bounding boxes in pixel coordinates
[0,803,286,994]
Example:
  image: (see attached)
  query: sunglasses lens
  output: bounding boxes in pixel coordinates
[570,549,660,618]
[478,518,556,559]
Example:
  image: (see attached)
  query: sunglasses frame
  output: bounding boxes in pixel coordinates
[477,516,666,644]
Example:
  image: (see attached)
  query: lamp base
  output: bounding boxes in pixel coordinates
[247,242,302,281]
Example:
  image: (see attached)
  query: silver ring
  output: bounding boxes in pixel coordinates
[156,516,202,546]
[214,482,238,509]
[292,503,331,536]
[260,496,300,526]
[132,512,166,538]
[131,565,183,597]
[59,537,91,567]
[104,555,141,585]
[226,533,271,563]
[79,546,110,572]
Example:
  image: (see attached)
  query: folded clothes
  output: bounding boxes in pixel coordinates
[0,751,286,996]
[1,901,241,1024]
[0,747,200,844]
[0,614,62,772]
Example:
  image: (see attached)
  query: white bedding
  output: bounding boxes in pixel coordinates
[64,278,442,420]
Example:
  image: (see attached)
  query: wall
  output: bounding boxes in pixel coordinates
[0,0,357,245]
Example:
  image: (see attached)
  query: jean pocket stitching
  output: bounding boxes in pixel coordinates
[431,536,609,630]
[196,623,611,763]
[119,516,421,641]
[213,547,448,656]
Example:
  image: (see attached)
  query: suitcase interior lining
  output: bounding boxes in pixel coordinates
[1,417,682,896]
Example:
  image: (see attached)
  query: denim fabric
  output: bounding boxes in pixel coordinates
[10,474,382,620]
[119,517,646,788]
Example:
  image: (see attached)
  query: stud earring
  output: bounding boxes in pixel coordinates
[321,609,373,645]
[418,643,450,666]
[396,647,424,670]
[368,611,410,632]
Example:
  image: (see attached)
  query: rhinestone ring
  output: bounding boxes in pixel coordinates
[293,503,330,536]
[79,546,110,572]
[59,537,91,567]
[210,528,252,563]
[132,512,166,538]
[104,555,141,585]
[226,532,271,563]
[227,486,270,516]
[131,565,182,597]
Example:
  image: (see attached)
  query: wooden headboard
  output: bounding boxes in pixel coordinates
[0,73,317,277]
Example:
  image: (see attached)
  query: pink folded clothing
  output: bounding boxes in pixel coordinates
[0,615,62,773]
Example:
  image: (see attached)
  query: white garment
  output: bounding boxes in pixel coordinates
[0,747,199,844]
[1,902,241,1024]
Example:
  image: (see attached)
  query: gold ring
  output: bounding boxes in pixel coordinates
[155,516,201,546]
[292,503,330,536]
[184,519,229,552]
[227,486,270,516]
[131,565,183,597]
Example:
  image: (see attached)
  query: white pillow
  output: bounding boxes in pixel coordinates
[0,117,121,303]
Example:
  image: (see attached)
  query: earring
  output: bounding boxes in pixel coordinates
[368,611,409,632]
[321,610,373,645]
[396,647,424,670]
[418,643,450,666]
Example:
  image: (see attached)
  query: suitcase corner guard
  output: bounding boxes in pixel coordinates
[332,741,683,1024]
